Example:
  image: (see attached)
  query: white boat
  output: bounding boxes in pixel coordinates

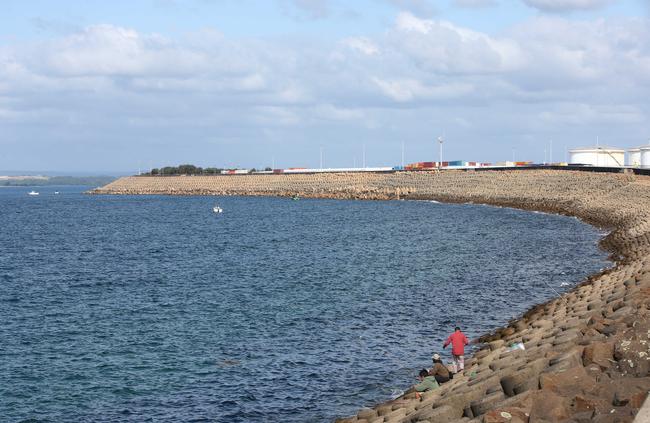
[213,206,223,214]
[54,191,60,195]
[28,191,39,196]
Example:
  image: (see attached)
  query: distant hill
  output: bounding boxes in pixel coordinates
[0,175,117,187]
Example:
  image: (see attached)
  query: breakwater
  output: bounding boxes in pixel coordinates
[92,170,650,422]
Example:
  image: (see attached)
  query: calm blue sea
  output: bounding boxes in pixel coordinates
[0,186,610,422]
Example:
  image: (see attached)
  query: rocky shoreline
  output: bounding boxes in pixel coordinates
[92,170,650,422]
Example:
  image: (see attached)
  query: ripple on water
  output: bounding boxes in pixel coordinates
[0,190,610,422]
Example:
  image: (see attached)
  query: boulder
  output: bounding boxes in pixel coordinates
[409,404,462,422]
[528,391,570,422]
[483,408,529,423]
[539,365,595,398]
[545,348,584,373]
[613,339,650,377]
[611,378,650,408]
[358,409,378,420]
[470,391,506,417]
[583,341,615,369]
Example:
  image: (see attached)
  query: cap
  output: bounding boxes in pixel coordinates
[432,353,441,360]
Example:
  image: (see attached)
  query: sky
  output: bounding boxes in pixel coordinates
[1,0,649,173]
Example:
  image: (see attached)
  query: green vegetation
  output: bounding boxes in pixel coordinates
[0,176,117,187]
[147,164,224,175]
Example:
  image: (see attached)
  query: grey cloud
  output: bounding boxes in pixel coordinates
[522,0,613,12]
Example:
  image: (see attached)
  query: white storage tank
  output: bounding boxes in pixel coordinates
[641,146,650,168]
[569,146,625,167]
[627,147,642,167]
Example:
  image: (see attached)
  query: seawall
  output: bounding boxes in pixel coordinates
[92,170,650,422]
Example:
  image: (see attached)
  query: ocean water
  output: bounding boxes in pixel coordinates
[0,186,610,422]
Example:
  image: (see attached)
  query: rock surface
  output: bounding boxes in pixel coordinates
[92,169,650,422]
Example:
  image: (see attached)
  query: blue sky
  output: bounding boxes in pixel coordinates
[1,0,649,173]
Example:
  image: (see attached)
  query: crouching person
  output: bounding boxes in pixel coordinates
[413,369,439,399]
[429,353,451,384]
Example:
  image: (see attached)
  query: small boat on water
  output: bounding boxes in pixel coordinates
[54,191,60,195]
[213,205,223,214]
[28,191,39,196]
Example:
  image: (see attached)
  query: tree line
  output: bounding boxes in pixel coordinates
[148,165,222,175]
[145,164,272,176]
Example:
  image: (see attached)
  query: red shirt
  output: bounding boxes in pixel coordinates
[444,331,469,356]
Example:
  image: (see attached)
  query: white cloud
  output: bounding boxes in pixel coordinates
[2,13,650,170]
[522,0,612,12]
[395,11,435,33]
[384,0,437,17]
[372,77,474,102]
[279,0,330,19]
[343,37,380,55]
[453,0,498,8]
[538,103,644,125]
[312,104,365,121]
[392,13,526,74]
[36,25,208,77]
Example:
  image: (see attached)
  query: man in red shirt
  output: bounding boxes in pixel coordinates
[443,326,469,373]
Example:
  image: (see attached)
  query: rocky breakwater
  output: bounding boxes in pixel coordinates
[92,170,650,422]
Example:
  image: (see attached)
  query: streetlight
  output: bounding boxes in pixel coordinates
[437,136,444,168]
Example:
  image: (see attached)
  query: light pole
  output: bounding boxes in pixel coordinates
[437,136,444,168]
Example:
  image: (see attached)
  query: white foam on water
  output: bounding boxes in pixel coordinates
[390,389,404,400]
